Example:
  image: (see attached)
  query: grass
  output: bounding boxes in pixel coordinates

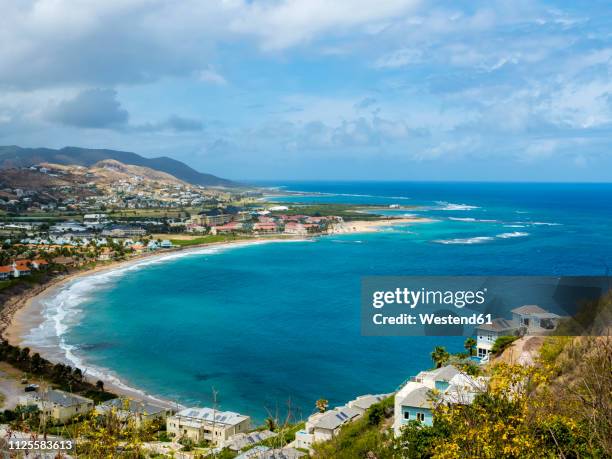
[275,204,385,221]
[168,234,250,247]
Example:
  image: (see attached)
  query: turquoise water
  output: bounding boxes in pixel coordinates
[29,182,612,423]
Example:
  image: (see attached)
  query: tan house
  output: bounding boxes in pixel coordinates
[167,407,250,445]
[19,389,94,423]
[97,398,174,427]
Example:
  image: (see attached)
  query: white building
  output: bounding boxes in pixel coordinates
[167,407,250,446]
[347,393,391,415]
[294,405,360,450]
[394,366,485,437]
[475,305,561,359]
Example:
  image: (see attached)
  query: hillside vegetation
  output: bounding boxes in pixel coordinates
[312,293,611,458]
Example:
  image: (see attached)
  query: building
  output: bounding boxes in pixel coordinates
[51,221,87,233]
[347,393,391,415]
[475,318,518,358]
[394,366,486,437]
[253,222,278,233]
[19,389,94,423]
[97,398,173,427]
[475,305,561,359]
[0,266,12,280]
[511,305,561,332]
[413,365,461,391]
[12,262,31,277]
[393,382,434,435]
[235,446,306,459]
[284,222,307,235]
[166,407,251,445]
[83,213,109,229]
[225,430,276,452]
[295,405,360,449]
[160,240,173,248]
[102,225,146,238]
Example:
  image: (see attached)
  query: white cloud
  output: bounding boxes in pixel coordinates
[198,67,228,86]
[230,0,421,50]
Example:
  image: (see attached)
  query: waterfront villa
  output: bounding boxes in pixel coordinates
[97,398,174,427]
[166,407,250,445]
[394,365,485,437]
[475,305,561,359]
[295,405,361,450]
[19,389,94,423]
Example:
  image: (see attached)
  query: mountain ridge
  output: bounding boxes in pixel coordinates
[0,145,233,187]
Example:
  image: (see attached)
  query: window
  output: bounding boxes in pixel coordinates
[416,412,425,422]
[403,411,410,420]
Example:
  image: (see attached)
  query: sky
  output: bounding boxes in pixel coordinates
[0,0,611,182]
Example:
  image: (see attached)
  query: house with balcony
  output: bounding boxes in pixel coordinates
[475,305,561,359]
[394,365,486,437]
[166,407,250,446]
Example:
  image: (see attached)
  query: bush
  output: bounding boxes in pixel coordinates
[491,335,519,355]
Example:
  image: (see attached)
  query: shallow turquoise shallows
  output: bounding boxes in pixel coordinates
[28,182,612,423]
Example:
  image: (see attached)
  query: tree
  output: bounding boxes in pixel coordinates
[431,346,450,368]
[464,337,477,357]
[265,417,277,432]
[96,380,105,391]
[316,399,329,413]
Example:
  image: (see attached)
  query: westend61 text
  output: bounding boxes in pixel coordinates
[372,312,493,326]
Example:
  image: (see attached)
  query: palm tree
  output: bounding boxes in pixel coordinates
[315,399,329,413]
[264,417,277,432]
[464,337,477,356]
[431,346,450,368]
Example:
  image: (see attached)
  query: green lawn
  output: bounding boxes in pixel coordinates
[169,234,250,247]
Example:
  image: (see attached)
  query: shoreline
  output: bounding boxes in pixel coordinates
[0,216,430,409]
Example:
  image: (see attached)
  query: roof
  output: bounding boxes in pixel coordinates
[0,266,12,273]
[100,398,168,416]
[397,385,433,409]
[173,407,249,426]
[226,430,277,451]
[477,318,518,332]
[259,448,306,459]
[312,406,360,430]
[429,365,460,382]
[511,305,548,315]
[235,446,270,459]
[31,389,93,407]
[348,394,390,411]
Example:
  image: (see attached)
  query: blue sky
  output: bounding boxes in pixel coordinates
[0,0,611,181]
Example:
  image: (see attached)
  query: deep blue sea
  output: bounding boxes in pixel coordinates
[25,182,612,423]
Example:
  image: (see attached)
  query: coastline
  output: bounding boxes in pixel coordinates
[0,216,430,409]
[1,236,303,409]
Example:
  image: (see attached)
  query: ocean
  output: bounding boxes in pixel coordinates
[22,182,612,423]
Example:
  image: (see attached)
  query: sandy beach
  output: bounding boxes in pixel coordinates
[328,217,432,234]
[0,216,430,408]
